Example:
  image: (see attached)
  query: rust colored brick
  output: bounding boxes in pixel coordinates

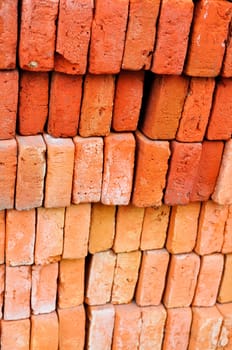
[0,265,4,319]
[218,254,232,303]
[222,205,232,254]
[31,312,58,350]
[217,303,232,350]
[222,23,232,77]
[0,211,5,264]
[1,319,30,350]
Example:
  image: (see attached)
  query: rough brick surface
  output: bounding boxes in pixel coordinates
[218,254,232,303]
[0,265,4,319]
[217,303,232,350]
[0,211,5,264]
[222,23,232,77]
[222,205,232,254]
[31,312,59,350]
[1,319,30,350]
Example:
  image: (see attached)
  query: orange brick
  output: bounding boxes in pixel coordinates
[217,303,232,350]
[0,265,4,319]
[135,249,169,306]
[222,205,232,254]
[31,312,59,350]
[218,254,232,303]
[1,319,30,350]
[222,25,232,77]
[0,211,5,264]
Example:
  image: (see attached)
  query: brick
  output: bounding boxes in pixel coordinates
[58,259,84,309]
[43,134,74,208]
[176,78,215,142]
[4,266,31,320]
[101,133,135,205]
[86,304,115,350]
[0,139,17,210]
[0,70,18,139]
[79,74,115,137]
[222,23,232,77]
[35,208,65,265]
[185,0,232,77]
[89,203,116,254]
[113,205,144,253]
[151,0,193,75]
[135,249,169,306]
[48,73,82,137]
[31,312,59,350]
[1,319,30,350]
[222,205,232,254]
[55,0,93,75]
[166,203,201,254]
[141,75,189,139]
[162,308,192,350]
[122,0,160,70]
[217,303,232,350]
[164,142,202,205]
[19,0,59,71]
[112,71,144,132]
[85,250,116,305]
[140,206,170,250]
[19,72,49,135]
[111,251,141,304]
[218,254,232,303]
[163,253,200,308]
[0,265,4,319]
[193,254,224,307]
[132,132,170,207]
[72,136,103,204]
[6,209,35,266]
[195,201,228,255]
[188,306,223,350]
[63,204,91,259]
[15,135,46,210]
[0,211,5,263]
[89,0,129,74]
[58,305,85,350]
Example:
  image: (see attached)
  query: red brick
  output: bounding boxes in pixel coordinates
[48,73,82,137]
[43,134,74,208]
[0,265,4,319]
[6,209,35,266]
[31,312,58,350]
[222,24,232,77]
[15,135,46,210]
[89,0,129,74]
[35,208,65,265]
[79,74,115,137]
[222,205,232,254]
[72,136,103,204]
[55,0,93,75]
[185,0,232,77]
[151,0,193,75]
[132,132,170,207]
[1,319,30,350]
[176,78,215,142]
[164,142,202,205]
[217,303,232,350]
[101,133,135,205]
[4,266,31,320]
[0,211,5,264]
[112,71,144,132]
[19,0,59,71]
[135,249,169,306]
[19,72,49,135]
[218,254,232,303]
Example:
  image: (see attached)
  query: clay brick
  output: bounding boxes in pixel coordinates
[0,139,17,210]
[122,0,160,70]
[222,23,232,77]
[193,254,224,307]
[101,133,135,205]
[176,78,215,142]
[55,0,93,75]
[58,305,86,350]
[58,259,85,309]
[4,266,31,320]
[35,208,65,265]
[89,0,129,74]
[63,204,91,259]
[135,249,169,306]
[48,73,82,137]
[132,132,170,207]
[113,205,144,253]
[6,209,35,266]
[89,203,116,254]
[79,74,115,137]
[1,319,30,350]
[151,0,193,74]
[185,0,232,77]
[140,205,170,250]
[43,134,74,208]
[72,136,103,204]
[163,253,200,308]
[162,308,192,350]
[19,72,49,135]
[0,211,5,264]
[15,135,46,210]
[111,251,141,304]
[0,265,4,319]
[141,75,189,139]
[164,142,202,205]
[195,201,228,255]
[166,203,201,254]
[85,250,116,305]
[31,312,59,350]
[217,303,232,350]
[0,70,18,139]
[19,0,59,71]
[86,304,115,350]
[222,205,232,254]
[218,254,232,303]
[112,71,144,132]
